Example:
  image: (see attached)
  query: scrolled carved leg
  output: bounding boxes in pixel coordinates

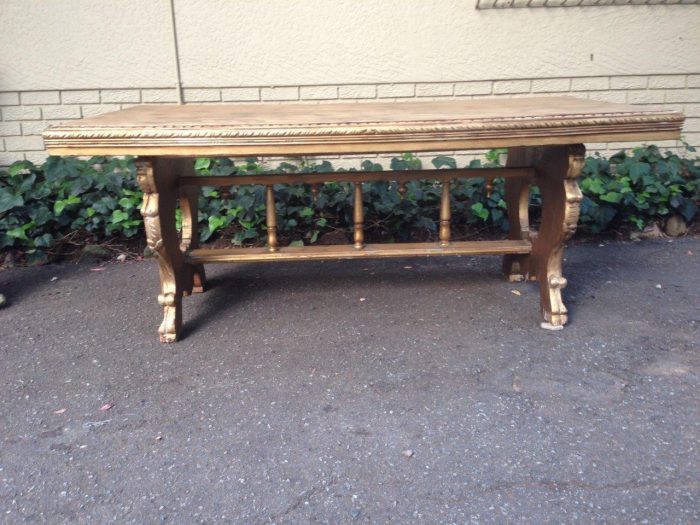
[179,184,206,294]
[529,144,585,328]
[137,158,186,343]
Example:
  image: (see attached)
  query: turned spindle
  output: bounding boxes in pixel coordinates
[265,185,278,252]
[353,182,364,249]
[485,179,494,198]
[439,180,451,246]
[398,181,407,200]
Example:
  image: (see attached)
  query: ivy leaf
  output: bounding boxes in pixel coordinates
[432,156,456,169]
[8,160,34,177]
[0,189,24,213]
[471,202,489,221]
[674,197,698,222]
[111,210,129,224]
[208,215,227,233]
[194,158,211,171]
[33,233,54,248]
[54,195,81,215]
[600,192,622,203]
[629,162,651,183]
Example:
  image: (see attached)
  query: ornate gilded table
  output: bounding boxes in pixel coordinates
[43,97,684,342]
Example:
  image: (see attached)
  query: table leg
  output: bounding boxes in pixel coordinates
[504,145,584,328]
[502,148,532,282]
[136,158,185,342]
[179,184,206,294]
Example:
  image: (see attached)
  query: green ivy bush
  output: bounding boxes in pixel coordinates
[579,144,699,232]
[0,146,698,264]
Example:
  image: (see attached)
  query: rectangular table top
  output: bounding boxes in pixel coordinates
[43,96,684,157]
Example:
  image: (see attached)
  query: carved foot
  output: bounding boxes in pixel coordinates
[158,292,182,343]
[540,275,568,328]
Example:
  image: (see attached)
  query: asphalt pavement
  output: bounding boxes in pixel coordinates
[1,238,699,524]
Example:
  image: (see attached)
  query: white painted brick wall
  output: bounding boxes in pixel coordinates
[338,85,376,99]
[0,92,20,106]
[377,84,415,98]
[299,86,338,100]
[531,78,570,93]
[261,87,299,101]
[141,88,179,103]
[221,87,260,102]
[571,77,609,91]
[416,83,454,97]
[100,89,141,103]
[61,90,101,104]
[182,88,221,102]
[20,91,60,105]
[454,81,492,96]
[1,74,699,166]
[41,105,81,120]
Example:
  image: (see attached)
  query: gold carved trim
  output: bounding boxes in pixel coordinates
[44,112,683,149]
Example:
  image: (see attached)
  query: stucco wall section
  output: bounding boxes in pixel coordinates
[0,0,176,91]
[2,0,699,91]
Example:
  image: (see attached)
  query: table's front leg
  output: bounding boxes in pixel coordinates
[505,144,584,328]
[136,158,186,342]
[532,144,584,328]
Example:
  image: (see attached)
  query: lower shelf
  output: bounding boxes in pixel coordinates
[186,240,531,264]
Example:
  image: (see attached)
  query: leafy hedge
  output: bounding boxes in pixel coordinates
[0,146,698,263]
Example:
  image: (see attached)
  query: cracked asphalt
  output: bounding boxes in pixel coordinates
[1,238,699,524]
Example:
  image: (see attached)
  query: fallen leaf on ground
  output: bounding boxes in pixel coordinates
[53,408,67,414]
[116,254,127,262]
[50,276,58,282]
[90,268,105,272]
[360,298,366,302]
[511,290,521,296]
[403,449,414,458]
[99,403,114,411]
[655,284,662,289]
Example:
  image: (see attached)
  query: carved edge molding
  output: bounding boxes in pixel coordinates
[44,112,684,146]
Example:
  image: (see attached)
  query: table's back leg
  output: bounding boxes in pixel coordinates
[179,184,206,294]
[530,144,585,328]
[136,158,186,342]
[503,147,533,282]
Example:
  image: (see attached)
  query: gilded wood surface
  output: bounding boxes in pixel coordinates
[503,144,585,328]
[179,167,533,187]
[136,158,187,342]
[178,184,206,294]
[44,97,683,156]
[186,240,532,264]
